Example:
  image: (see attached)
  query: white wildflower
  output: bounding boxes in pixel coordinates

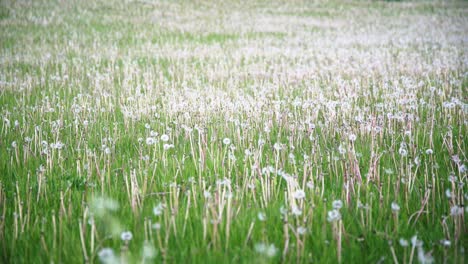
[411,235,423,247]
[153,203,164,216]
[445,189,452,198]
[265,244,278,257]
[257,138,265,146]
[338,144,346,155]
[399,147,408,156]
[51,141,64,150]
[293,189,305,199]
[327,209,341,222]
[280,206,287,215]
[399,238,409,247]
[142,241,157,259]
[273,142,282,151]
[291,206,302,216]
[98,248,118,264]
[440,239,451,247]
[460,164,467,173]
[163,144,174,150]
[160,134,169,142]
[332,200,343,209]
[297,226,307,235]
[146,137,156,145]
[255,243,277,258]
[257,212,266,221]
[104,147,111,155]
[417,246,434,264]
[450,205,463,216]
[120,231,133,242]
[391,202,400,212]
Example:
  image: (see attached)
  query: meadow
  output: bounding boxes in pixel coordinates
[0,0,467,263]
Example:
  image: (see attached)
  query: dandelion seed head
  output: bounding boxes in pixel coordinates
[460,164,467,173]
[142,241,157,259]
[399,147,408,156]
[445,189,452,198]
[297,226,307,235]
[280,206,287,215]
[51,141,64,150]
[338,144,346,155]
[291,205,302,216]
[332,200,343,209]
[417,246,434,264]
[153,203,164,216]
[163,144,174,150]
[257,138,265,146]
[293,189,305,199]
[273,142,283,151]
[98,248,118,264]
[450,205,463,216]
[327,209,341,222]
[146,137,156,145]
[161,134,169,142]
[391,202,400,212]
[120,231,133,241]
[255,243,277,258]
[411,235,423,247]
[257,212,266,221]
[440,239,451,247]
[399,238,409,247]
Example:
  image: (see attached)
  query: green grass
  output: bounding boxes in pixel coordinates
[0,0,467,263]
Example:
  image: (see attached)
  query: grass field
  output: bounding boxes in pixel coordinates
[0,0,467,263]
